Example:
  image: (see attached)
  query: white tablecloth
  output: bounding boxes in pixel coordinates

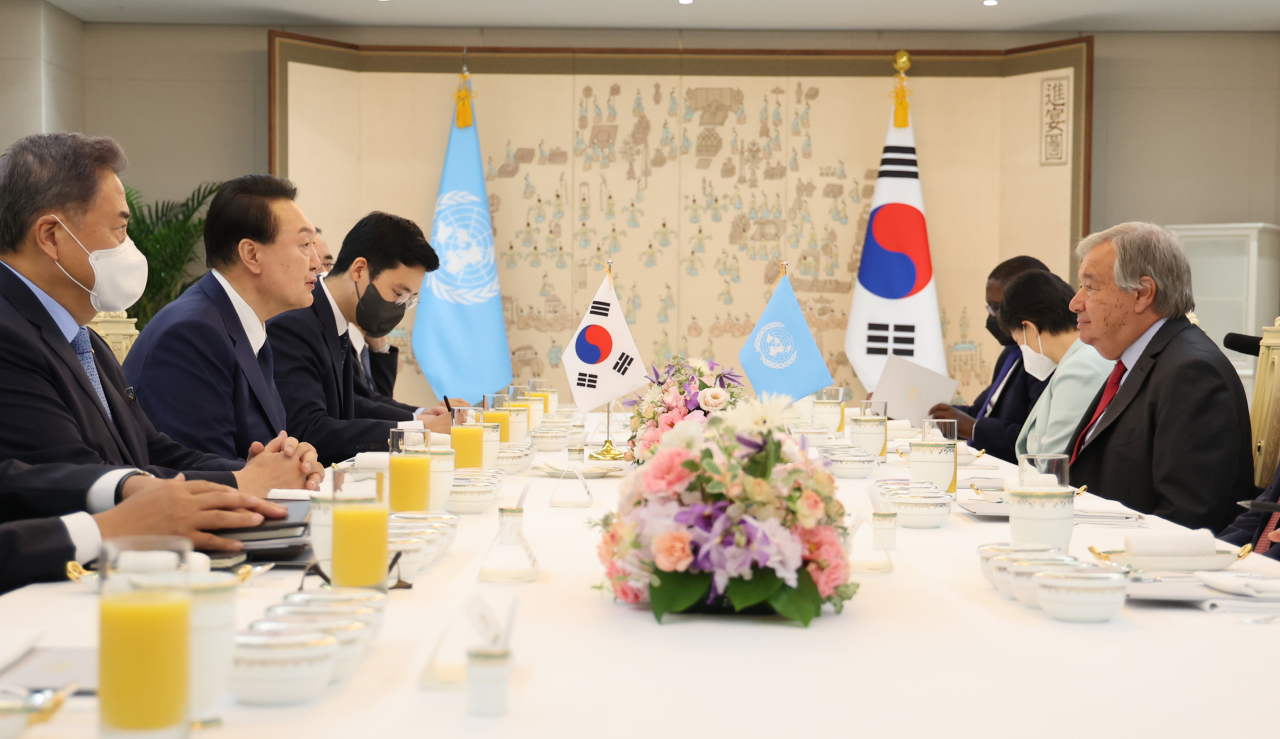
[4,441,1274,738]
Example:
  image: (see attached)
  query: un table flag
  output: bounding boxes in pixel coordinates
[562,273,649,411]
[412,75,513,403]
[739,275,833,404]
[843,100,947,391]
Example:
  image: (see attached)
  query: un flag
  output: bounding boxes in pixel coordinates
[738,275,833,404]
[412,76,513,403]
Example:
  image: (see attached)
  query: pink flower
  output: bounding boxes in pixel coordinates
[643,447,698,497]
[638,427,662,451]
[807,558,848,599]
[605,560,643,604]
[657,410,685,432]
[652,530,694,572]
[685,410,707,423]
[795,490,825,529]
[662,385,683,410]
[796,525,843,565]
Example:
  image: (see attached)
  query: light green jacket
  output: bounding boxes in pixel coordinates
[1015,339,1113,457]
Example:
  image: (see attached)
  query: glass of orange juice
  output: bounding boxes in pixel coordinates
[482,394,511,443]
[508,386,544,433]
[99,535,192,739]
[388,428,431,513]
[452,409,485,469]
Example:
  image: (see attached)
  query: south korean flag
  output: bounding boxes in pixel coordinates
[563,273,649,411]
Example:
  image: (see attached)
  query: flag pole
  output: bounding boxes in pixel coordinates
[590,260,627,461]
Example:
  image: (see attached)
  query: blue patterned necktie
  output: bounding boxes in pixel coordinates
[71,327,113,421]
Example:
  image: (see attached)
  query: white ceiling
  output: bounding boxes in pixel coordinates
[44,0,1280,32]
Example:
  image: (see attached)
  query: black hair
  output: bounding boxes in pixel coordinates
[988,255,1050,285]
[998,269,1078,336]
[0,133,128,254]
[331,211,439,278]
[204,174,298,269]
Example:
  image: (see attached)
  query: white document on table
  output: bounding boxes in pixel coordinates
[872,354,959,424]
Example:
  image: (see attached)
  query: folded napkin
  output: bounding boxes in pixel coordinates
[1124,528,1216,557]
[1199,599,1280,614]
[353,452,391,469]
[1195,572,1280,597]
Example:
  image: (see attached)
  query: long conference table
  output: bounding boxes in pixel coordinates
[4,429,1276,738]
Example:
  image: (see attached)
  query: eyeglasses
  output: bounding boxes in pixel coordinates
[393,292,419,309]
[985,303,999,317]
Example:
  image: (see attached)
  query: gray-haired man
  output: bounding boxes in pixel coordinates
[1066,221,1253,532]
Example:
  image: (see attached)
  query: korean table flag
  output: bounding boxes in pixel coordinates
[563,272,649,411]
[739,274,833,404]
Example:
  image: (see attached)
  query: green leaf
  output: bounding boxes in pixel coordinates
[649,570,712,623]
[702,460,723,476]
[698,379,710,391]
[768,569,823,626]
[725,568,783,611]
[705,480,726,493]
[681,460,700,472]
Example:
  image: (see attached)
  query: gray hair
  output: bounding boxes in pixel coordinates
[1075,221,1195,317]
[0,133,128,254]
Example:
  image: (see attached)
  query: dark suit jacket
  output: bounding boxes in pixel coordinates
[1068,317,1254,533]
[124,273,286,460]
[0,459,111,594]
[267,282,413,465]
[355,345,415,415]
[954,345,1049,464]
[1220,465,1280,559]
[0,265,240,485]
[0,460,126,523]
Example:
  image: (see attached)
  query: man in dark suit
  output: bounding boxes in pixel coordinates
[268,212,449,465]
[0,459,284,594]
[1221,465,1280,560]
[929,256,1050,463]
[124,175,322,460]
[1066,222,1253,533]
[0,133,320,495]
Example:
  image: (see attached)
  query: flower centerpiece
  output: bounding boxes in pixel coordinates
[624,356,747,463]
[597,394,858,626]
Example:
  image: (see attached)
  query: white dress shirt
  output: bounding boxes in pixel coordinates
[211,269,267,355]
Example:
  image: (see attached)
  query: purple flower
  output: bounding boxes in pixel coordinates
[718,368,744,387]
[736,434,764,452]
[674,501,729,534]
[694,514,776,595]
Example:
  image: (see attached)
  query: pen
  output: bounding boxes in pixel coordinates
[1237,500,1280,514]
[443,396,453,414]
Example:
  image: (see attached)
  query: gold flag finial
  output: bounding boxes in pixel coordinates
[771,261,788,288]
[892,50,912,128]
[454,72,474,129]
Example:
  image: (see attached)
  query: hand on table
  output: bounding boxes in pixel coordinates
[421,413,452,435]
[95,474,287,552]
[235,431,322,494]
[927,404,976,440]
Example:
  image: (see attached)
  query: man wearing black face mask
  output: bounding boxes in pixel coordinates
[927,256,1051,463]
[266,212,451,465]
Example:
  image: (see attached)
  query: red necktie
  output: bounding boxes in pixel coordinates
[1071,360,1127,464]
[1257,512,1280,554]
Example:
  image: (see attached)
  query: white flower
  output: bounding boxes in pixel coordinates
[779,437,805,464]
[642,385,664,406]
[721,393,792,434]
[659,417,706,451]
[697,386,731,411]
[687,358,711,375]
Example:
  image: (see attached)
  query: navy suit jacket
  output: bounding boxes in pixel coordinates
[267,282,413,465]
[0,459,110,594]
[354,345,415,414]
[1221,468,1280,560]
[954,345,1049,464]
[0,265,239,485]
[124,273,286,460]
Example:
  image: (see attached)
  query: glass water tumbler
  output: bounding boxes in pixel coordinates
[478,508,539,582]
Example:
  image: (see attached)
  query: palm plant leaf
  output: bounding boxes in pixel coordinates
[125,182,220,328]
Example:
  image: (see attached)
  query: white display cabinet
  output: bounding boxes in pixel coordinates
[1166,223,1280,403]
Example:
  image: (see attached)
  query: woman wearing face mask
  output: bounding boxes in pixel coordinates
[1001,270,1114,457]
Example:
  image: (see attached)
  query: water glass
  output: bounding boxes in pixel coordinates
[859,400,887,418]
[1009,454,1074,549]
[923,418,957,441]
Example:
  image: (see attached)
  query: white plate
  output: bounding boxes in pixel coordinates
[1095,549,1242,572]
[534,465,626,479]
[1126,579,1280,602]
[958,499,1008,517]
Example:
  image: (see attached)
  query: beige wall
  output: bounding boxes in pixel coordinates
[0,0,83,145]
[63,24,1280,235]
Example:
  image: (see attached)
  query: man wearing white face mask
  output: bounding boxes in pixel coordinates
[998,270,1112,457]
[0,133,322,497]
